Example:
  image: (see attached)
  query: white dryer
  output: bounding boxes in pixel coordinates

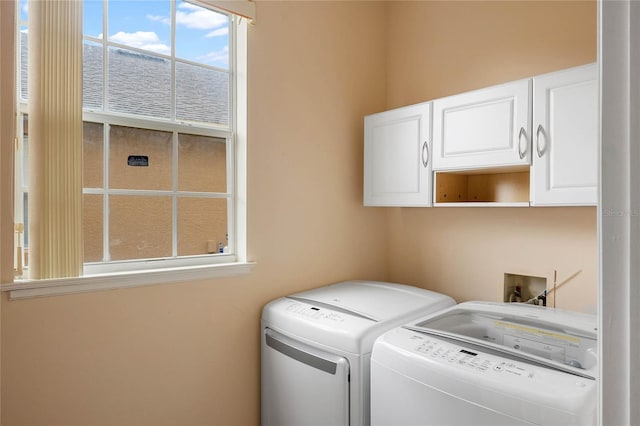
[371,302,598,426]
[261,280,456,426]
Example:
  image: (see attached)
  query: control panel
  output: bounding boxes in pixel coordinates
[412,309,597,372]
[284,301,347,323]
[410,334,537,379]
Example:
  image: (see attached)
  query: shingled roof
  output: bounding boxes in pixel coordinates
[21,33,230,127]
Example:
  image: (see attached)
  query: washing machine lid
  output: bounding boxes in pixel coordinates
[405,301,597,379]
[289,280,453,322]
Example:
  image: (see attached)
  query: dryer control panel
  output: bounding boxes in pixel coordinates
[285,301,348,323]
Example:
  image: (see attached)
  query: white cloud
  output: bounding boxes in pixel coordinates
[147,14,170,25]
[115,2,229,61]
[197,45,229,66]
[175,2,227,30]
[206,27,228,38]
[145,2,227,32]
[109,31,171,55]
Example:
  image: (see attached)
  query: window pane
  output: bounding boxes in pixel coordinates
[17,0,239,273]
[175,1,229,68]
[18,116,28,248]
[21,115,28,185]
[176,62,229,126]
[83,0,103,37]
[108,47,171,118]
[18,0,28,22]
[83,41,104,110]
[109,195,172,260]
[83,194,103,262]
[19,27,28,101]
[109,125,172,190]
[108,0,170,56]
[178,197,227,256]
[22,193,28,249]
[178,133,226,192]
[84,122,104,188]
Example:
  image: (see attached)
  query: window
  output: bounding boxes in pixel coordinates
[13,0,249,286]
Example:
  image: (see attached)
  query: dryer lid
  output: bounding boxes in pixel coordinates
[405,301,598,379]
[288,280,454,322]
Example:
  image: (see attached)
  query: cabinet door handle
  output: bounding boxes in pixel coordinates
[421,140,429,168]
[518,127,528,160]
[536,124,546,157]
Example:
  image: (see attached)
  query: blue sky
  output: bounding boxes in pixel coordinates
[20,0,229,69]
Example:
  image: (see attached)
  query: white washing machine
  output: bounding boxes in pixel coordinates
[371,302,598,426]
[261,280,456,426]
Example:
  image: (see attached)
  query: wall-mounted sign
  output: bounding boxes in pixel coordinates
[128,155,149,167]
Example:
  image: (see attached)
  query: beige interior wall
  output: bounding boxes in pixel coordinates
[0,1,599,424]
[387,207,597,312]
[385,0,597,107]
[0,2,389,425]
[384,0,598,313]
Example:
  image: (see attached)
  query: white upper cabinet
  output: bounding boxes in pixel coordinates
[363,63,598,207]
[531,63,598,206]
[364,102,432,206]
[432,79,532,171]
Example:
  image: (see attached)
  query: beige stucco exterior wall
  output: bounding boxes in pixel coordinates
[0,2,389,425]
[384,0,597,313]
[80,123,230,262]
[0,1,598,425]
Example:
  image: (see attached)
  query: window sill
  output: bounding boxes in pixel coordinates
[1,261,256,300]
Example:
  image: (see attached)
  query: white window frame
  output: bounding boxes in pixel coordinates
[5,1,252,299]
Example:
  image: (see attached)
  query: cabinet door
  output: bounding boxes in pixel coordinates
[531,63,597,206]
[432,79,531,171]
[364,102,432,206]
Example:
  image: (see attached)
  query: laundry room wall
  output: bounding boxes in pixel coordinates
[0,2,389,425]
[383,0,598,313]
[0,1,599,425]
